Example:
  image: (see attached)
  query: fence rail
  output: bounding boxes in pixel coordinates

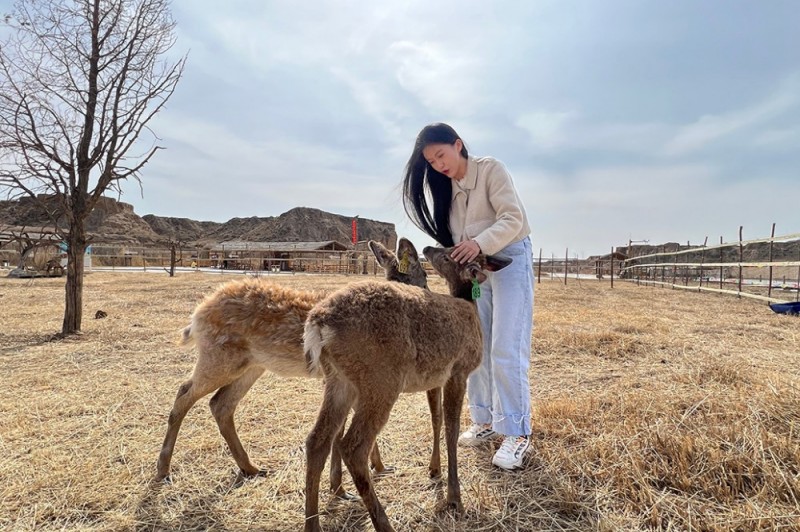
[88,247,397,276]
[619,225,800,305]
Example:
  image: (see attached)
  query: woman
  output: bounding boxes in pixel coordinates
[402,122,534,470]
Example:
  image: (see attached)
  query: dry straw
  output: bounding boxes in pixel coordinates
[1,271,798,531]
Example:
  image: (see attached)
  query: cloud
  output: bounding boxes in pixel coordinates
[515,110,578,151]
[387,41,485,117]
[752,127,800,151]
[515,112,673,156]
[108,0,800,259]
[661,76,800,156]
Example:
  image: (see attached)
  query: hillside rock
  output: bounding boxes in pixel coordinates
[140,215,222,242]
[1,196,396,248]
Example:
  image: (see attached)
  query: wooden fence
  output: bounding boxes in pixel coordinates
[87,245,395,276]
[619,226,800,304]
[531,226,800,305]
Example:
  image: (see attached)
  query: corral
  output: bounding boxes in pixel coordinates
[1,271,798,530]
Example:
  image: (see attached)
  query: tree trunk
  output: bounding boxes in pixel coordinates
[169,244,176,277]
[17,247,31,270]
[62,229,86,334]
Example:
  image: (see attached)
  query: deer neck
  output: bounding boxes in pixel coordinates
[451,282,476,303]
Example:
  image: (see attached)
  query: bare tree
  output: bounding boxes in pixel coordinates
[165,238,183,277]
[0,0,185,334]
[0,223,61,270]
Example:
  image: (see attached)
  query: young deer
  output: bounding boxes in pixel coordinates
[155,238,431,492]
[303,246,511,532]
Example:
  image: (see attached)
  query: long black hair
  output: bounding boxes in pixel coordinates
[402,123,468,247]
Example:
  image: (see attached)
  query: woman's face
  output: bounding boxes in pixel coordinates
[422,139,466,180]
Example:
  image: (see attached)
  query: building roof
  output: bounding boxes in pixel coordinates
[0,225,62,247]
[210,240,350,252]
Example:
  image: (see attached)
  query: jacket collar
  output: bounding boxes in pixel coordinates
[453,156,478,193]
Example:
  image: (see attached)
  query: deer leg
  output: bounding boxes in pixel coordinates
[426,387,443,478]
[442,376,467,514]
[305,377,355,532]
[329,423,346,496]
[209,365,266,477]
[369,437,389,474]
[341,390,399,532]
[330,417,390,498]
[155,376,227,481]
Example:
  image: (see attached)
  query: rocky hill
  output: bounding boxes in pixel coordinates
[0,196,396,248]
[142,207,397,247]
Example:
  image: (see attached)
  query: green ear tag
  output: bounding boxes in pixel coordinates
[398,251,409,273]
[471,279,481,300]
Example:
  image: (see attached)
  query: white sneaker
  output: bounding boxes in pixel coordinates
[492,435,530,470]
[458,423,498,447]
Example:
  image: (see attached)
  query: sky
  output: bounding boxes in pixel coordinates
[6,1,800,258]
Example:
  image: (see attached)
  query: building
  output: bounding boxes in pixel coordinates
[205,240,363,273]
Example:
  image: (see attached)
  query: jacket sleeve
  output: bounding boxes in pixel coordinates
[472,160,526,256]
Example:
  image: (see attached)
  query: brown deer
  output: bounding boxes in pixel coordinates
[155,238,432,495]
[303,246,511,532]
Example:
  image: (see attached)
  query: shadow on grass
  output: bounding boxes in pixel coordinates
[135,468,277,531]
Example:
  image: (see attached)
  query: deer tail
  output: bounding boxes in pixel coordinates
[303,321,327,378]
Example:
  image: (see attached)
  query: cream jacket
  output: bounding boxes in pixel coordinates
[449,155,530,256]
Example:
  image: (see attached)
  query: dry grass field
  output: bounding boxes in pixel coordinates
[1,271,799,531]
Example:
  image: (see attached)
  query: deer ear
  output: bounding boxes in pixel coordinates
[396,238,419,263]
[465,263,488,284]
[369,240,395,268]
[484,255,512,272]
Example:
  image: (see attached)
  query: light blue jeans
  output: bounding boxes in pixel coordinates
[468,236,533,437]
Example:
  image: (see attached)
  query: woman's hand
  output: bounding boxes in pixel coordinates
[451,239,481,264]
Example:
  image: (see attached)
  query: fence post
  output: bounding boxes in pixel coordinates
[610,247,614,288]
[796,245,800,303]
[684,241,689,286]
[699,236,708,292]
[670,245,675,289]
[768,222,776,299]
[719,236,723,290]
[738,226,743,297]
[564,248,568,286]
[537,248,542,284]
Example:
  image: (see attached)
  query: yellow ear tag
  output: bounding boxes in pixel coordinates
[398,251,409,274]
[471,279,481,300]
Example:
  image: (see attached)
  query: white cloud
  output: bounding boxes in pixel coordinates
[515,110,578,151]
[112,0,800,258]
[515,112,673,156]
[661,77,800,156]
[388,41,485,116]
[752,127,800,151]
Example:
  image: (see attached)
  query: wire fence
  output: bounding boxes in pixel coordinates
[5,226,799,305]
[532,225,800,305]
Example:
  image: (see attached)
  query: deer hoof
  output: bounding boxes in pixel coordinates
[152,472,172,484]
[332,490,361,502]
[372,465,396,478]
[239,467,267,478]
[436,499,464,516]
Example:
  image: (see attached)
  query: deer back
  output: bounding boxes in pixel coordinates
[190,279,324,377]
[306,280,482,391]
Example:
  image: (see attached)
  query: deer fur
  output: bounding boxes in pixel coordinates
[303,246,511,532]
[155,238,431,492]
